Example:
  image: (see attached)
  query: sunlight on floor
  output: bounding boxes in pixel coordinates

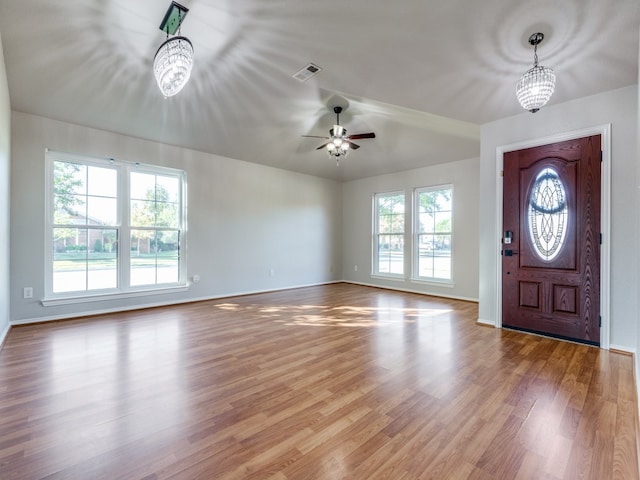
[213,302,453,328]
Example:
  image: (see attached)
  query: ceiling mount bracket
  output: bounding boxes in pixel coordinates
[528,32,544,47]
[159,1,189,35]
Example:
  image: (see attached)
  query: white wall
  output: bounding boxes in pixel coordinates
[10,112,343,323]
[0,36,10,343]
[479,85,638,351]
[342,157,480,301]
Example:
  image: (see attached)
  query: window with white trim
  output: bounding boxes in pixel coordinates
[46,151,186,300]
[414,185,452,281]
[373,192,405,276]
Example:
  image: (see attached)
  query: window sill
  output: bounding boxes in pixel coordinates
[41,285,189,307]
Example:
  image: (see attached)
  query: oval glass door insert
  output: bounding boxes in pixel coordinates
[528,167,568,261]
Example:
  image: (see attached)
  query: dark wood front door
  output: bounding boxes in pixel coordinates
[502,135,601,345]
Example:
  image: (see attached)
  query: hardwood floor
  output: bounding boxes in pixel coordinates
[0,283,637,479]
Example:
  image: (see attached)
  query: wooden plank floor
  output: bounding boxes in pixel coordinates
[0,283,638,479]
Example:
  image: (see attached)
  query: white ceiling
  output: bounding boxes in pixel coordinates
[0,0,637,181]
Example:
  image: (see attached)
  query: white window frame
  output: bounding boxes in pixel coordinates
[43,150,187,305]
[372,191,406,278]
[412,184,453,284]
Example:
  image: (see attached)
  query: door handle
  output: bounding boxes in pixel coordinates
[502,249,518,256]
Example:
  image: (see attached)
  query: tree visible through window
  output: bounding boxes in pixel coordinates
[52,160,118,293]
[374,192,405,275]
[47,152,185,297]
[415,186,452,280]
[130,172,181,286]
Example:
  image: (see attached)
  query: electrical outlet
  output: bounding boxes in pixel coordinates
[354,265,358,272]
[23,287,33,299]
[269,269,275,277]
[192,274,200,283]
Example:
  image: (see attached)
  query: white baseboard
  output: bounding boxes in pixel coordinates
[344,280,479,303]
[0,322,10,350]
[636,354,640,423]
[10,280,342,326]
[476,318,496,327]
[10,279,475,326]
[609,344,636,354]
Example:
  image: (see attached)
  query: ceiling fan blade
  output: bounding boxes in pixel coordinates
[302,135,330,139]
[348,132,376,140]
[316,142,330,150]
[346,141,361,150]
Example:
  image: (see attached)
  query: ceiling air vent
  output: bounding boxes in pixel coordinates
[292,63,322,82]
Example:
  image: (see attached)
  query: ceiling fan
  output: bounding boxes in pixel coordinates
[302,106,376,163]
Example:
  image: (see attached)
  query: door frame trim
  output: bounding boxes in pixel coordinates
[494,124,611,349]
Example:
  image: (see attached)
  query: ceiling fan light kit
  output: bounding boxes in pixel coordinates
[153,2,194,97]
[302,106,376,165]
[516,32,556,113]
[327,122,350,161]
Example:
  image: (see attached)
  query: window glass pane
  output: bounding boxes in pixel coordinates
[130,172,156,200]
[421,212,435,233]
[54,194,85,224]
[377,234,404,274]
[415,187,452,280]
[130,230,180,286]
[433,248,451,279]
[417,241,434,278]
[155,202,179,228]
[54,161,86,195]
[437,193,452,211]
[69,195,87,219]
[156,231,179,284]
[375,193,405,276]
[377,195,404,233]
[87,262,117,290]
[53,161,117,227]
[157,175,180,203]
[417,212,430,233]
[87,196,117,226]
[131,200,157,227]
[130,230,157,286]
[87,229,118,290]
[379,212,403,234]
[418,233,436,252]
[53,228,87,293]
[418,191,436,214]
[434,211,451,233]
[52,228,118,292]
[130,174,180,228]
[87,166,117,197]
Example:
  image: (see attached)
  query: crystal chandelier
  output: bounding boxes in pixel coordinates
[516,33,556,113]
[326,124,350,164]
[153,2,194,97]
